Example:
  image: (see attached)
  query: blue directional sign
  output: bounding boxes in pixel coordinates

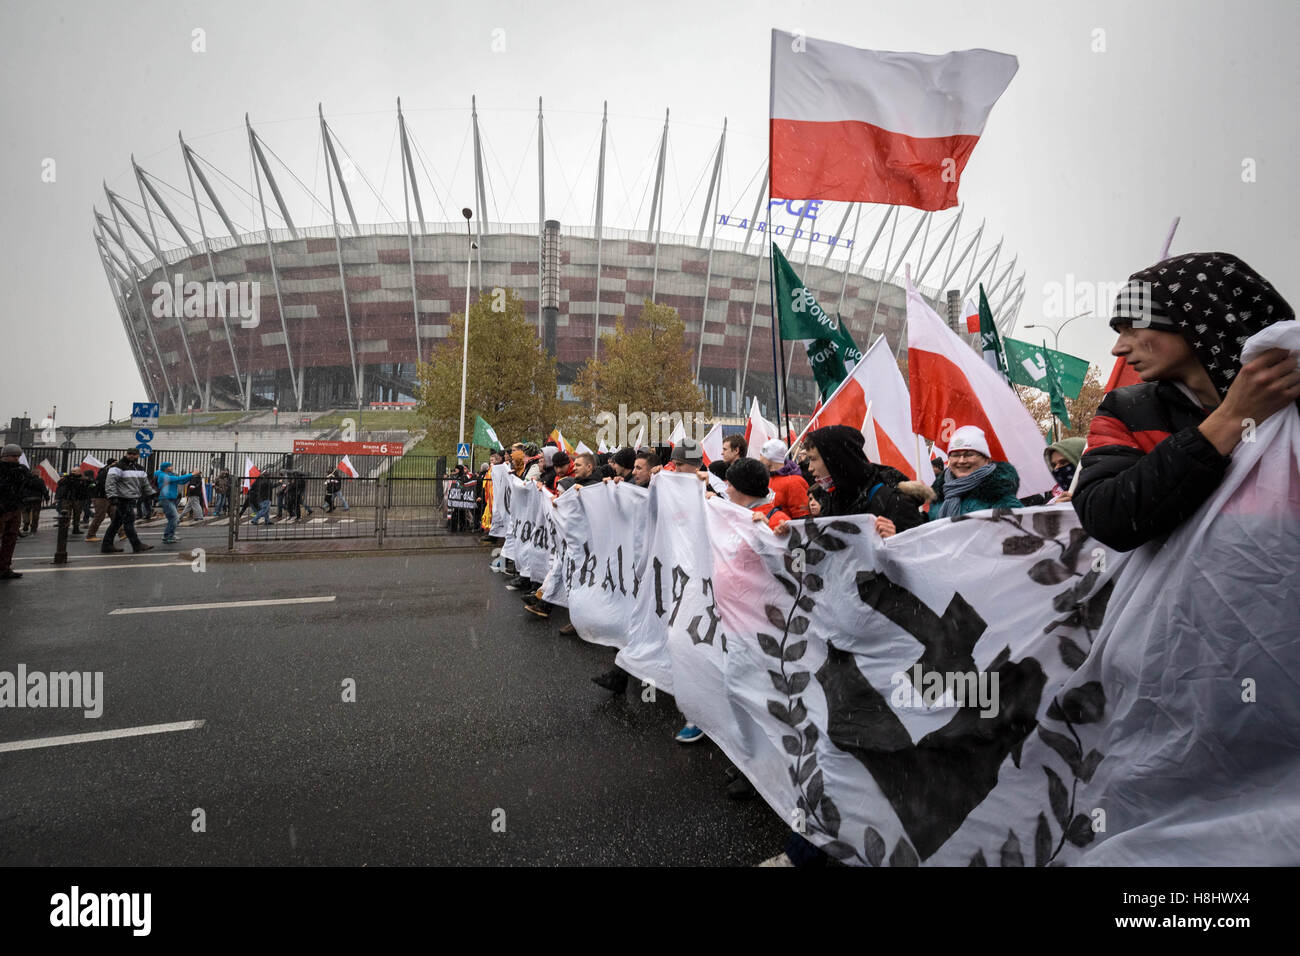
[131,402,160,427]
[135,428,154,444]
[136,442,152,457]
[456,442,471,459]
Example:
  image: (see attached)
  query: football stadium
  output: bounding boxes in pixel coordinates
[93,99,1024,416]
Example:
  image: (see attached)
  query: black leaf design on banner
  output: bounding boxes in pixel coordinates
[1066,814,1096,848]
[1034,813,1053,867]
[1044,766,1069,829]
[969,849,988,866]
[863,827,886,867]
[889,839,920,867]
[1002,534,1044,556]
[1001,830,1024,867]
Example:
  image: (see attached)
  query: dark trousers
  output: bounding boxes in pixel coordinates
[0,509,20,572]
[21,502,41,532]
[86,497,112,537]
[102,498,143,551]
[61,500,84,533]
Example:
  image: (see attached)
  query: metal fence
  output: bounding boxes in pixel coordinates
[19,446,484,546]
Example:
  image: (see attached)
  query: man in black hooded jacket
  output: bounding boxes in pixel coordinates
[802,425,934,533]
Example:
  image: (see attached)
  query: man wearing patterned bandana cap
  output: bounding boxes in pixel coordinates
[1074,252,1299,552]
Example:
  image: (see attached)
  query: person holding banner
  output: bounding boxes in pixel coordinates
[803,425,932,534]
[1075,252,1299,551]
[929,426,1023,520]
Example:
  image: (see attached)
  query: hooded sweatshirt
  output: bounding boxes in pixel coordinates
[155,467,196,500]
[768,458,811,518]
[805,425,932,531]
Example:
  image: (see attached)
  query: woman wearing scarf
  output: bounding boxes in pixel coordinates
[1074,252,1299,551]
[802,424,934,535]
[929,425,1022,520]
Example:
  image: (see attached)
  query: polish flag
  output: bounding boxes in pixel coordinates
[575,440,593,456]
[241,456,260,491]
[597,437,609,455]
[81,454,105,477]
[337,456,359,478]
[548,428,575,456]
[793,335,920,479]
[37,459,60,495]
[631,423,647,450]
[1104,354,1142,393]
[964,298,980,334]
[667,419,687,447]
[906,274,1054,495]
[743,398,780,459]
[769,30,1018,210]
[700,422,725,465]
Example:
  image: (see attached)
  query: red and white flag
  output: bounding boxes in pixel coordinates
[667,419,687,447]
[793,335,920,479]
[575,440,594,456]
[37,459,59,495]
[597,437,609,455]
[81,454,105,477]
[241,456,260,491]
[906,275,1054,496]
[700,422,724,465]
[744,397,780,458]
[964,298,980,334]
[337,456,359,478]
[769,30,1018,210]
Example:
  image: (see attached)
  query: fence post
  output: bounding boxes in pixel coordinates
[228,437,238,553]
[377,473,387,548]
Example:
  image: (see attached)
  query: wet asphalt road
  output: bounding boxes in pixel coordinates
[0,542,788,865]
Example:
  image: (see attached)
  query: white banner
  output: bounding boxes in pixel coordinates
[498,474,554,582]
[489,464,510,537]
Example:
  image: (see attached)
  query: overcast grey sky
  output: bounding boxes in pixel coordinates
[2,0,1297,424]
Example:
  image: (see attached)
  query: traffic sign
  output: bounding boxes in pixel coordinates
[131,402,160,427]
[135,428,154,444]
[136,442,153,457]
[456,442,471,459]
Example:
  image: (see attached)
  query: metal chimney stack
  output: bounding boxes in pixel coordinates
[541,219,561,357]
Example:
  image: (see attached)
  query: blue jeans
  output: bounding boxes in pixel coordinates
[251,499,271,524]
[213,492,227,516]
[160,498,180,539]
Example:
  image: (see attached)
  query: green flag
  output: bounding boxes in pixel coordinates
[473,414,502,451]
[1045,349,1072,429]
[978,284,1010,383]
[771,244,861,400]
[1002,338,1090,400]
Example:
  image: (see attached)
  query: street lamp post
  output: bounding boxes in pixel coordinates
[457,207,473,458]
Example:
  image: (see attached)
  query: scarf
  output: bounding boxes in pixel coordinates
[935,462,996,519]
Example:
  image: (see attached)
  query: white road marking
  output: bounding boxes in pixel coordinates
[309,517,326,524]
[109,595,337,615]
[21,561,184,573]
[0,719,206,753]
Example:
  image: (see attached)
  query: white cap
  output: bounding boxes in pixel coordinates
[542,446,558,466]
[759,438,789,463]
[948,425,991,458]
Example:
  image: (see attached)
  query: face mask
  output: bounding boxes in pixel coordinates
[1052,463,1076,488]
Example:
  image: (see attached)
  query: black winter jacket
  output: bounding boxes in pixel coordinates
[815,463,931,532]
[1073,381,1229,552]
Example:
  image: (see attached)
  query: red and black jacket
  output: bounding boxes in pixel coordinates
[1073,381,1230,552]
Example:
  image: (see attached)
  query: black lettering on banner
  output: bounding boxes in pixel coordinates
[652,557,665,615]
[687,576,725,650]
[669,565,690,627]
[579,543,598,588]
[615,545,626,595]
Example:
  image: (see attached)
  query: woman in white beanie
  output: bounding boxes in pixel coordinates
[929,425,1022,520]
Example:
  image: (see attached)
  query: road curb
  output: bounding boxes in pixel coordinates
[204,539,494,563]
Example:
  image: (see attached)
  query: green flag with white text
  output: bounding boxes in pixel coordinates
[473,414,502,451]
[1045,351,1072,429]
[1002,338,1091,400]
[978,284,1009,383]
[771,244,862,400]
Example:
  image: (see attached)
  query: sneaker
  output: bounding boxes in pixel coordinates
[675,724,705,744]
[523,603,550,619]
[0,570,22,579]
[591,667,628,694]
[85,536,100,542]
[133,544,155,553]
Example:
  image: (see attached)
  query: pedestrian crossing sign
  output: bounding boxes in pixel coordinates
[457,443,471,459]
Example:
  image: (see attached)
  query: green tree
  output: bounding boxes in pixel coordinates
[415,288,566,454]
[572,300,712,420]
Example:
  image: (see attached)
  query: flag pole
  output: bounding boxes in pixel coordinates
[1158,216,1180,260]
[767,241,792,443]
